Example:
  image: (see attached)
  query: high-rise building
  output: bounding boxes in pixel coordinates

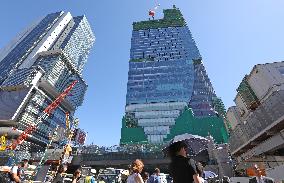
[120,6,228,144]
[0,11,94,151]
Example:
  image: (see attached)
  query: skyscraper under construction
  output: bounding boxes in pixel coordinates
[121,6,228,144]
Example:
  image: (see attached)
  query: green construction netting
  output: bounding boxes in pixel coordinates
[133,8,186,31]
[165,109,228,143]
[237,76,259,109]
[120,108,229,145]
[120,117,148,145]
[164,108,229,144]
[212,97,226,116]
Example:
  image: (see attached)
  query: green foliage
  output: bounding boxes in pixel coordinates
[212,97,226,116]
[193,59,202,65]
[125,114,138,128]
[133,8,186,31]
[129,58,145,62]
[237,76,260,109]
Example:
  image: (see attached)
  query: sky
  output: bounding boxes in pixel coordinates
[1,0,284,146]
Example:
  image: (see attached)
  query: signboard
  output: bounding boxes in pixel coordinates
[75,128,87,145]
[53,127,66,142]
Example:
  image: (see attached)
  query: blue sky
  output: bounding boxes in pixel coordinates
[1,0,284,146]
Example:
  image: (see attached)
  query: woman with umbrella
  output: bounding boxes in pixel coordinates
[168,141,202,183]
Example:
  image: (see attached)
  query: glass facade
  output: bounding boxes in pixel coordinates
[0,11,94,147]
[0,87,30,120]
[127,60,195,104]
[53,16,94,73]
[17,90,68,144]
[0,12,63,84]
[121,6,227,144]
[35,54,88,108]
[2,67,35,87]
[189,60,218,117]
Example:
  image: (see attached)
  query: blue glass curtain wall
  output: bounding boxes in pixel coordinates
[0,12,63,84]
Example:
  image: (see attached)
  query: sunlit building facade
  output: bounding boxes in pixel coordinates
[227,61,284,179]
[0,11,94,150]
[121,6,228,144]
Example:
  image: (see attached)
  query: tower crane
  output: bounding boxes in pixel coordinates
[6,80,78,150]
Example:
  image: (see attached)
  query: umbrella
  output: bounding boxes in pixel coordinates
[203,171,218,179]
[163,133,208,156]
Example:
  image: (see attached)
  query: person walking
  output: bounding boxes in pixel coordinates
[141,172,149,183]
[9,159,29,183]
[52,164,67,183]
[72,169,81,183]
[127,159,144,183]
[148,168,161,183]
[195,162,207,183]
[98,177,106,183]
[168,141,202,183]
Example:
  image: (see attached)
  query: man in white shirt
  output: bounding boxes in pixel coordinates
[10,159,29,183]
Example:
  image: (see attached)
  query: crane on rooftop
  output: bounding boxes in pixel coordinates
[149,1,160,20]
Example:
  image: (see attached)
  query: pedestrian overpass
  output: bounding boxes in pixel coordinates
[71,150,209,172]
[71,152,170,171]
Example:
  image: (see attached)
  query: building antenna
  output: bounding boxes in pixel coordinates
[149,1,160,20]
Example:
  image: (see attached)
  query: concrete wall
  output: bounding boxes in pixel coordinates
[226,106,242,130]
[234,93,250,120]
[247,62,284,102]
[266,164,284,182]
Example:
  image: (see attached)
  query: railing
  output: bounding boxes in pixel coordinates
[81,151,164,162]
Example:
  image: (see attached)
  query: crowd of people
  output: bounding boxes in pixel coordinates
[124,141,207,183]
[0,140,209,183]
[9,159,29,183]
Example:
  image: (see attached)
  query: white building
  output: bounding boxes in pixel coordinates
[227,61,284,181]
